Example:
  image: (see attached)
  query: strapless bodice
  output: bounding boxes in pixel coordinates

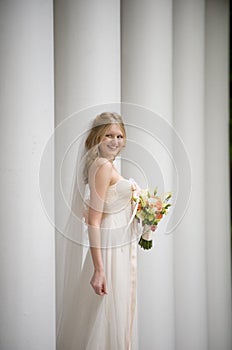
[103,178,133,214]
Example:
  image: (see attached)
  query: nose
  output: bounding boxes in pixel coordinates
[110,136,119,146]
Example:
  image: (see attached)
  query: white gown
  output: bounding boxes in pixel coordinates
[56,178,140,350]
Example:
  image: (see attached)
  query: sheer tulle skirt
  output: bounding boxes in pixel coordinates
[56,180,140,350]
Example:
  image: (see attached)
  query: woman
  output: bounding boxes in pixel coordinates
[57,112,140,350]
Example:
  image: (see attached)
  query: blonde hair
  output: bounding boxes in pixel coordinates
[83,112,126,184]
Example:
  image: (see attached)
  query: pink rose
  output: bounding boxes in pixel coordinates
[155,200,162,211]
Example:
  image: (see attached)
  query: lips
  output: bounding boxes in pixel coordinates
[107,146,118,150]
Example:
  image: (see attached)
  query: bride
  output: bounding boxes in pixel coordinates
[56,112,141,350]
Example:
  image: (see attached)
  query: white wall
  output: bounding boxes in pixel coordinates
[0,1,55,349]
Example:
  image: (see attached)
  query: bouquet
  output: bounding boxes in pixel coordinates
[132,187,172,250]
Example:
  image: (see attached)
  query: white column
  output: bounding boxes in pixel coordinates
[173,1,208,349]
[54,0,121,123]
[54,0,121,230]
[205,1,232,349]
[0,1,55,350]
[121,1,174,349]
[54,0,121,342]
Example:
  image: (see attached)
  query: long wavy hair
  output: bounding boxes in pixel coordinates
[83,112,126,184]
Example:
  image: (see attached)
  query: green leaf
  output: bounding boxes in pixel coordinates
[153,187,158,196]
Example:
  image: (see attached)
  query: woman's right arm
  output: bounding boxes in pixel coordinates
[88,159,113,296]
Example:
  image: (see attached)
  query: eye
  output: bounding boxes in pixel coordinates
[105,134,124,139]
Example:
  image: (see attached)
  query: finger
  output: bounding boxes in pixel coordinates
[102,281,107,294]
[96,285,106,296]
[93,285,102,295]
[96,288,103,296]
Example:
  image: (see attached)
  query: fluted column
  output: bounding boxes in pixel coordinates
[54,0,121,123]
[0,1,55,349]
[205,1,231,349]
[53,0,121,343]
[173,1,208,349]
[121,1,175,349]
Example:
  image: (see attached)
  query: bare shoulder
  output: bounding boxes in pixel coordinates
[89,157,112,172]
[88,157,113,186]
[94,157,112,167]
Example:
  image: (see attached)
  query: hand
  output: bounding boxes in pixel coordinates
[90,270,108,296]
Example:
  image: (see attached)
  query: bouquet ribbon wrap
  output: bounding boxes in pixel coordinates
[142,224,153,241]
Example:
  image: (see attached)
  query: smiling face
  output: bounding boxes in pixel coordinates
[98,124,125,161]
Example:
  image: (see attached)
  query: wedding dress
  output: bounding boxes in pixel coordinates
[56,177,140,350]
